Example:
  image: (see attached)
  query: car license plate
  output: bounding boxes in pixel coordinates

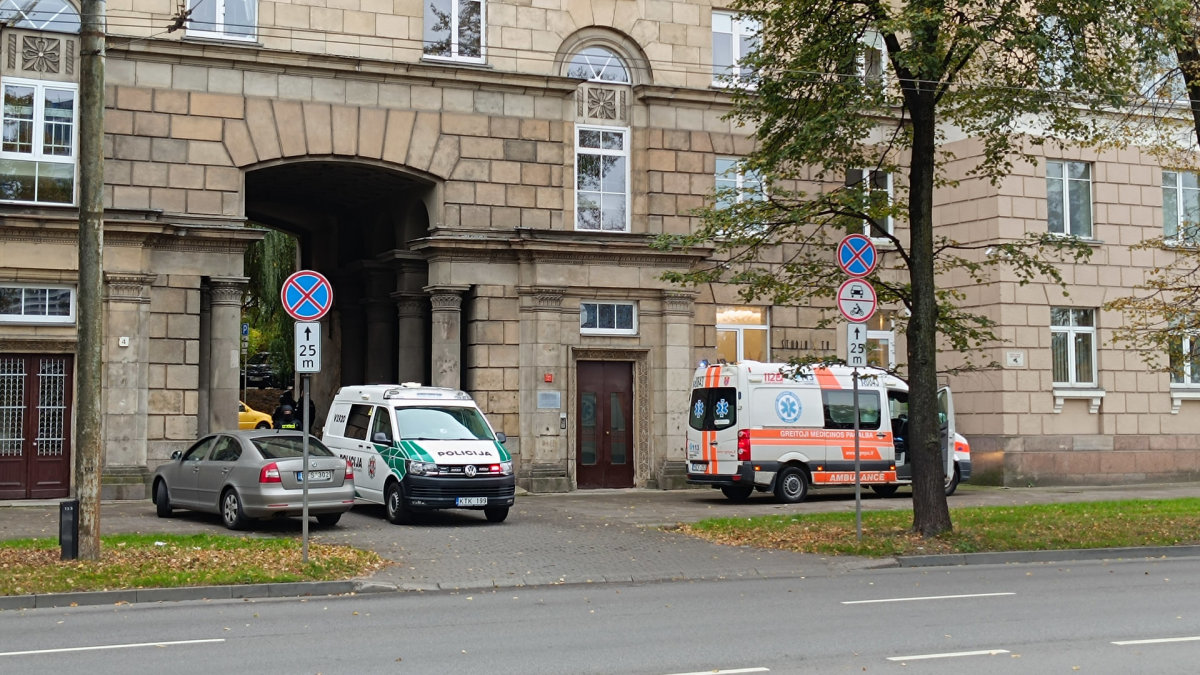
[297,470,332,482]
[689,462,706,473]
[456,497,487,506]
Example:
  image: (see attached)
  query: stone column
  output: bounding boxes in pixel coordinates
[101,273,157,499]
[197,284,211,436]
[522,286,570,492]
[393,292,427,384]
[206,276,247,433]
[660,290,697,489]
[363,270,396,384]
[425,285,469,389]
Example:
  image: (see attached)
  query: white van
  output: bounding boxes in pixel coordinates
[686,361,971,502]
[323,383,515,524]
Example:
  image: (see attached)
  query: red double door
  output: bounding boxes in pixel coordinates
[0,354,73,499]
[576,361,634,489]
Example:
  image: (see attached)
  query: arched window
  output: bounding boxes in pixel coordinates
[566,46,630,84]
[0,0,80,34]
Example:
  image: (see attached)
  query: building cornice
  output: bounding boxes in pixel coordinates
[408,227,713,269]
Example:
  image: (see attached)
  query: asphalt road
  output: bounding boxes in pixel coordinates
[2,555,1198,674]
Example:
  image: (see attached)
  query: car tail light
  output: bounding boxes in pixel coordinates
[345,459,355,480]
[259,462,281,483]
[737,430,751,462]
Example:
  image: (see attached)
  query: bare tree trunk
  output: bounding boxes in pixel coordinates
[905,95,953,537]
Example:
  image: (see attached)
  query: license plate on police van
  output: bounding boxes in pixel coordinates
[297,470,332,482]
[456,497,487,506]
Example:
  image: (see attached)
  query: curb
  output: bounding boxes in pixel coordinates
[895,544,1200,568]
[0,580,388,611]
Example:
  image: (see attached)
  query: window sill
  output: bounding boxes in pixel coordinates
[1169,387,1200,414]
[1052,388,1104,414]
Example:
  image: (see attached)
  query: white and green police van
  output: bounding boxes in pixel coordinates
[323,383,515,524]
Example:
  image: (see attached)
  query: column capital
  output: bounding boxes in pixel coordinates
[390,292,427,318]
[661,290,697,316]
[530,286,566,308]
[205,276,248,307]
[423,285,469,312]
[104,273,157,305]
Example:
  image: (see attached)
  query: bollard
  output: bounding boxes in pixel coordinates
[59,499,79,560]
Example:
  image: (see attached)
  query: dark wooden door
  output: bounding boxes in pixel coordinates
[576,361,634,489]
[0,354,73,499]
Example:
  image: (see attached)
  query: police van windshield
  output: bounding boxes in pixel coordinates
[394,406,496,441]
[689,387,737,431]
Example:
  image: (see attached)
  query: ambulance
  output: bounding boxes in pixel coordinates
[322,383,515,524]
[686,361,971,502]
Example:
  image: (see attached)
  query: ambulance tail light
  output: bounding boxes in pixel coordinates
[737,430,751,461]
[259,462,282,484]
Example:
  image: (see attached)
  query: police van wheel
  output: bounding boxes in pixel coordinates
[871,484,899,498]
[154,481,173,518]
[484,507,509,523]
[385,481,410,525]
[721,485,754,502]
[774,466,809,504]
[944,465,961,497]
[221,489,248,530]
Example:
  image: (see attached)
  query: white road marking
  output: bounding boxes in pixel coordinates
[843,591,1015,605]
[0,638,225,657]
[887,649,1010,661]
[667,662,768,667]
[1113,636,1200,646]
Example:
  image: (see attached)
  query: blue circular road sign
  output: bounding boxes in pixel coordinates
[281,270,334,321]
[837,234,878,277]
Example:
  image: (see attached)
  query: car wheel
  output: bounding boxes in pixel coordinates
[773,466,809,504]
[316,513,342,527]
[871,484,900,498]
[221,489,248,530]
[384,481,410,525]
[720,485,754,502]
[255,421,270,429]
[154,481,173,518]
[484,507,509,523]
[944,465,961,497]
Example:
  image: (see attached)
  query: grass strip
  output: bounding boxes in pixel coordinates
[680,498,1200,557]
[0,533,387,596]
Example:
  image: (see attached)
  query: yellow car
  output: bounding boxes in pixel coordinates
[238,401,273,430]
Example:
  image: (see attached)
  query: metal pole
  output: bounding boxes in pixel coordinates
[75,0,107,561]
[302,374,310,563]
[853,368,862,542]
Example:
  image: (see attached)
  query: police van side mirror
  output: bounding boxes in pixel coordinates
[495,431,507,444]
[372,432,391,444]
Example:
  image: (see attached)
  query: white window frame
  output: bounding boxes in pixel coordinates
[1170,333,1200,386]
[574,125,630,233]
[580,301,637,336]
[423,0,486,64]
[716,305,770,363]
[857,30,888,88]
[847,168,893,238]
[1047,160,1093,238]
[1051,307,1097,387]
[712,11,759,87]
[714,156,764,209]
[566,46,630,84]
[0,77,77,205]
[0,284,75,324]
[1163,170,1200,246]
[186,0,257,41]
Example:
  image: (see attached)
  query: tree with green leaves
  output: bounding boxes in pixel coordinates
[242,226,297,386]
[657,0,1151,536]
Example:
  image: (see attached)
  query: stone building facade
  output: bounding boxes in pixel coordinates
[0,0,1196,500]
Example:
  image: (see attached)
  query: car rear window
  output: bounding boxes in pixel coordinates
[252,436,334,459]
[689,387,737,431]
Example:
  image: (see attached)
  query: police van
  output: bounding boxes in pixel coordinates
[322,383,515,524]
[686,361,971,503]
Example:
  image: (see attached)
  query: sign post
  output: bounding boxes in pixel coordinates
[240,322,249,401]
[836,235,878,542]
[281,270,333,562]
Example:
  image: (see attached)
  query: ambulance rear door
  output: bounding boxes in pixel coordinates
[686,368,740,477]
[938,386,955,480]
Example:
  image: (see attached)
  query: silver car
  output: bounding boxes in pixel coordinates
[152,429,355,530]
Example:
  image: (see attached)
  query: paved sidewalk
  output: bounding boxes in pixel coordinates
[2,482,1199,609]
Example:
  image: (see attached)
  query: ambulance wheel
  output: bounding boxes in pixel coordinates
[944,465,961,497]
[721,485,754,502]
[384,481,411,525]
[484,507,509,523]
[774,466,809,504]
[871,484,899,498]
